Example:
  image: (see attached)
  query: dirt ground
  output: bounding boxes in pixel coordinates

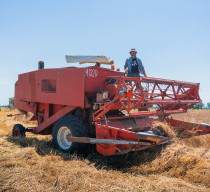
[0,109,209,192]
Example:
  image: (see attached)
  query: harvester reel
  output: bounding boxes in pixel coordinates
[117,78,144,112]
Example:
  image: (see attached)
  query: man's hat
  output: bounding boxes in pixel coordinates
[130,48,137,53]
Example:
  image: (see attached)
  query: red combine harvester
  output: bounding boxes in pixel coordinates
[12,56,210,155]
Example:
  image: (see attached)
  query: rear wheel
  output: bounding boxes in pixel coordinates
[12,124,26,137]
[52,115,88,153]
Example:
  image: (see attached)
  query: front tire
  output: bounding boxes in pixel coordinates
[52,115,88,153]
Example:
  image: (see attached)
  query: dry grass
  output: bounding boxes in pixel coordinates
[172,109,210,124]
[0,110,209,192]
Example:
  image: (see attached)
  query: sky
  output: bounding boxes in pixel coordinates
[0,0,210,105]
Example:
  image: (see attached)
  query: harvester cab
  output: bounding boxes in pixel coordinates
[11,55,210,156]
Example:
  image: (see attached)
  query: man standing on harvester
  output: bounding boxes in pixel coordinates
[124,48,147,77]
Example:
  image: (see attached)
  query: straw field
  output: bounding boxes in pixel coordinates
[0,109,209,192]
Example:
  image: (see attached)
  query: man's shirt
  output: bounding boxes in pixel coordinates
[131,58,139,73]
[124,57,144,75]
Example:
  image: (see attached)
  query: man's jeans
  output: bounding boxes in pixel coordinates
[127,73,140,90]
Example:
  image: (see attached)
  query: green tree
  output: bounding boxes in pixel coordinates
[207,102,210,109]
[192,103,204,109]
[9,97,14,108]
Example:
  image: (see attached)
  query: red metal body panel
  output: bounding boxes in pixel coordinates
[165,118,210,135]
[95,123,154,155]
[15,67,85,109]
[35,105,76,134]
[85,66,124,96]
[100,117,156,134]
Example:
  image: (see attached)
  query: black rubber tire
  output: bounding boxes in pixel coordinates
[12,124,26,137]
[52,115,88,153]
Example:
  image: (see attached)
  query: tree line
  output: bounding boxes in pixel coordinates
[191,102,210,109]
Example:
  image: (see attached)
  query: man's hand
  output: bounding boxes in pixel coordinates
[125,69,128,74]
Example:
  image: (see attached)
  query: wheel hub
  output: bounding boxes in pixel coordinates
[57,126,72,150]
[14,128,19,136]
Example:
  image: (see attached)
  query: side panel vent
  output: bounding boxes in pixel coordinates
[41,79,56,93]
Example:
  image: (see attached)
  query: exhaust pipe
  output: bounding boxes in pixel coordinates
[38,61,44,70]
